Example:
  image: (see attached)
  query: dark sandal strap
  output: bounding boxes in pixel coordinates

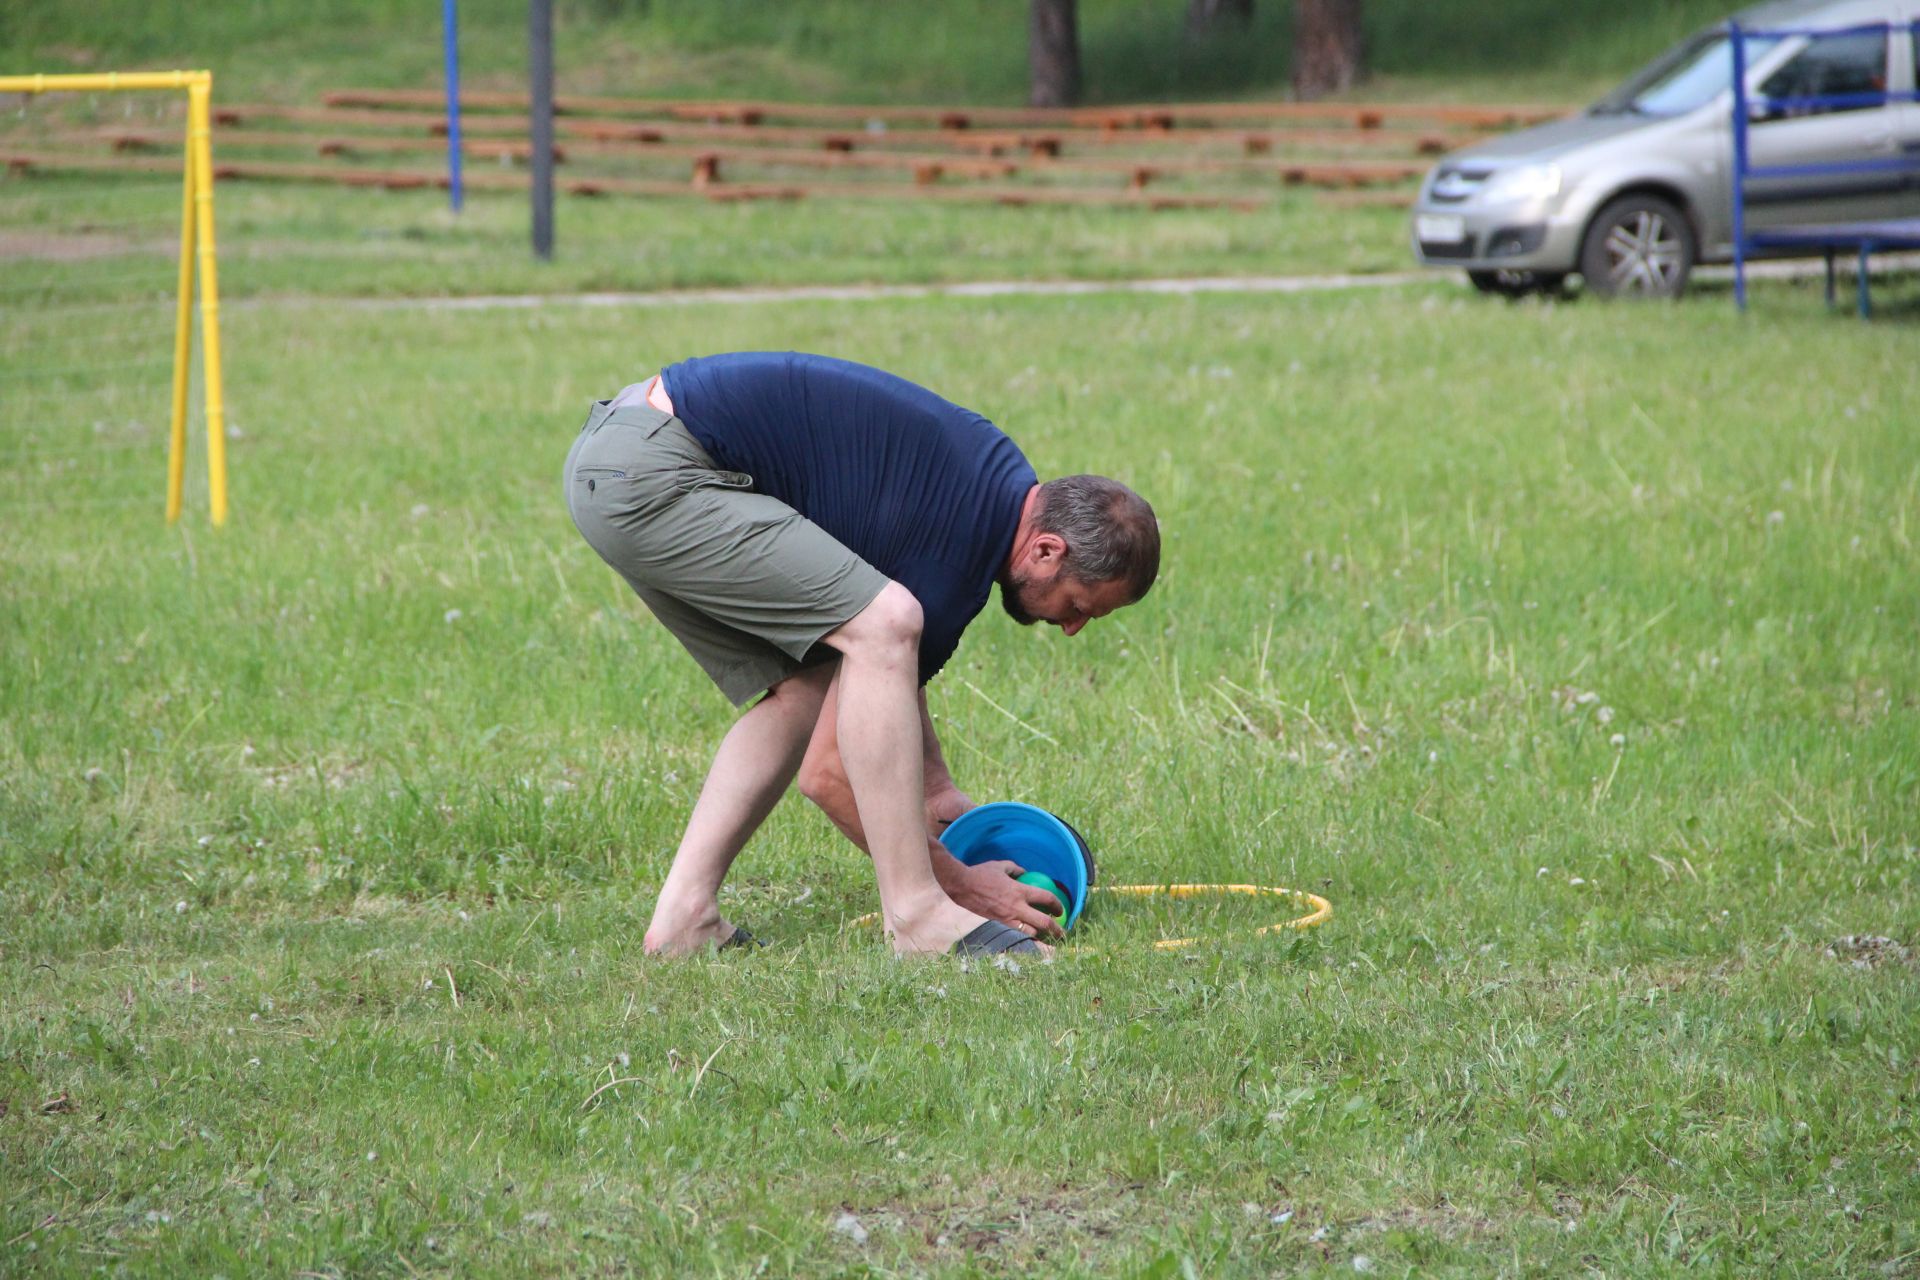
[951,920,1041,956]
[719,925,762,950]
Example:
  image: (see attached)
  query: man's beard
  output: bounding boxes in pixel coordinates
[999,571,1038,626]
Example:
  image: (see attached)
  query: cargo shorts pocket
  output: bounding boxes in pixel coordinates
[573,465,627,495]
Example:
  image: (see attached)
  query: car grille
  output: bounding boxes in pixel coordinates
[1420,236,1479,260]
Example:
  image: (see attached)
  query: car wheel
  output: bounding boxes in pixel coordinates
[1468,269,1569,299]
[1579,195,1695,298]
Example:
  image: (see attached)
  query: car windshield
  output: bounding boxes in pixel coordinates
[1592,29,1784,117]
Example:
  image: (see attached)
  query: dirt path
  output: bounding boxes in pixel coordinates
[291,270,1434,312]
[250,255,1917,312]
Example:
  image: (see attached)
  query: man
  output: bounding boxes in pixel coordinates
[563,352,1157,958]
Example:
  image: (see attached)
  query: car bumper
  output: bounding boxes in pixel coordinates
[1408,199,1587,273]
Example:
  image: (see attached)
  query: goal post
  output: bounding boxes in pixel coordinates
[0,70,230,525]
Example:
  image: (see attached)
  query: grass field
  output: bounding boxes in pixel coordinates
[4,2,1920,1272]
[4,0,1738,107]
[4,259,1919,1273]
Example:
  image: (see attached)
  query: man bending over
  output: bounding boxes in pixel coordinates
[563,352,1158,958]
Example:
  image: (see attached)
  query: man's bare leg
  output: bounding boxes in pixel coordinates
[643,664,833,955]
[823,583,989,954]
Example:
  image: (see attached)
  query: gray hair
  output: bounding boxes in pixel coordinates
[1034,475,1160,601]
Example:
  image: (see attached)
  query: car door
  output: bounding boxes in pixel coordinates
[1902,11,1920,215]
[1744,22,1904,228]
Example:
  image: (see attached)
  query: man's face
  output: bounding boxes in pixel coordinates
[1000,567,1134,637]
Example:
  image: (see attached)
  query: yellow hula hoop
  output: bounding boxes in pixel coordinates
[1094,883,1333,951]
[845,883,1332,951]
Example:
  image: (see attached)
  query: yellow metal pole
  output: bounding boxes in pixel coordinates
[0,71,210,94]
[186,78,229,526]
[165,99,198,524]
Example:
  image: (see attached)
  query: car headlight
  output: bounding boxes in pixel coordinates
[1479,163,1562,204]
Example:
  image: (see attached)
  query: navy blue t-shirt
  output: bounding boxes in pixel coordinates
[660,352,1036,683]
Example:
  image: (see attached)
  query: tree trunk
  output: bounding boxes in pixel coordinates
[1186,0,1254,37]
[1029,0,1081,108]
[1291,0,1364,100]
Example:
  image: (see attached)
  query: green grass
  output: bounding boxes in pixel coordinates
[0,172,1410,303]
[3,0,1734,105]
[3,272,1919,1274]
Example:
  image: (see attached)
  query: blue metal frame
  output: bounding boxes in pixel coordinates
[1729,19,1920,316]
[443,0,464,213]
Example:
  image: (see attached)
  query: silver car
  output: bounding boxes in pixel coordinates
[1410,0,1920,297]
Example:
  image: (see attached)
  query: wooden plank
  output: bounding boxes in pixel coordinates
[86,125,1421,188]
[1315,189,1416,208]
[322,87,1561,130]
[0,151,1270,210]
[215,105,1454,166]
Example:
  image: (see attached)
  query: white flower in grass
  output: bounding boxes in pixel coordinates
[1610,733,1626,748]
[444,609,463,624]
[1596,706,1615,725]
[410,503,431,520]
[1766,510,1785,527]
[174,901,189,914]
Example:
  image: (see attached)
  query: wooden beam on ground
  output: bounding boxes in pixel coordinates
[321,87,1562,130]
[1315,189,1416,208]
[217,105,1460,164]
[83,125,1421,189]
[0,151,1271,210]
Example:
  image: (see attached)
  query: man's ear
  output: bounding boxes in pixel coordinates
[1030,532,1068,564]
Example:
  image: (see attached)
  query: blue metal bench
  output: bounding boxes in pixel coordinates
[1730,19,1920,317]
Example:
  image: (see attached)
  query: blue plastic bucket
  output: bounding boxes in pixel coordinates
[939,802,1097,929]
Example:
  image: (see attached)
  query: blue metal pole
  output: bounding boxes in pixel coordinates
[1729,21,1748,311]
[444,0,463,212]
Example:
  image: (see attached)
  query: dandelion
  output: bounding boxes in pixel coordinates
[444,608,463,624]
[1596,706,1615,725]
[1610,733,1626,747]
[174,901,189,914]
[1766,510,1785,527]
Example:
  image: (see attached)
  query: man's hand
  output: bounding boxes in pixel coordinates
[925,785,974,835]
[937,854,1065,939]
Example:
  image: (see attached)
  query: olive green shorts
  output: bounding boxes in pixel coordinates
[564,398,889,706]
